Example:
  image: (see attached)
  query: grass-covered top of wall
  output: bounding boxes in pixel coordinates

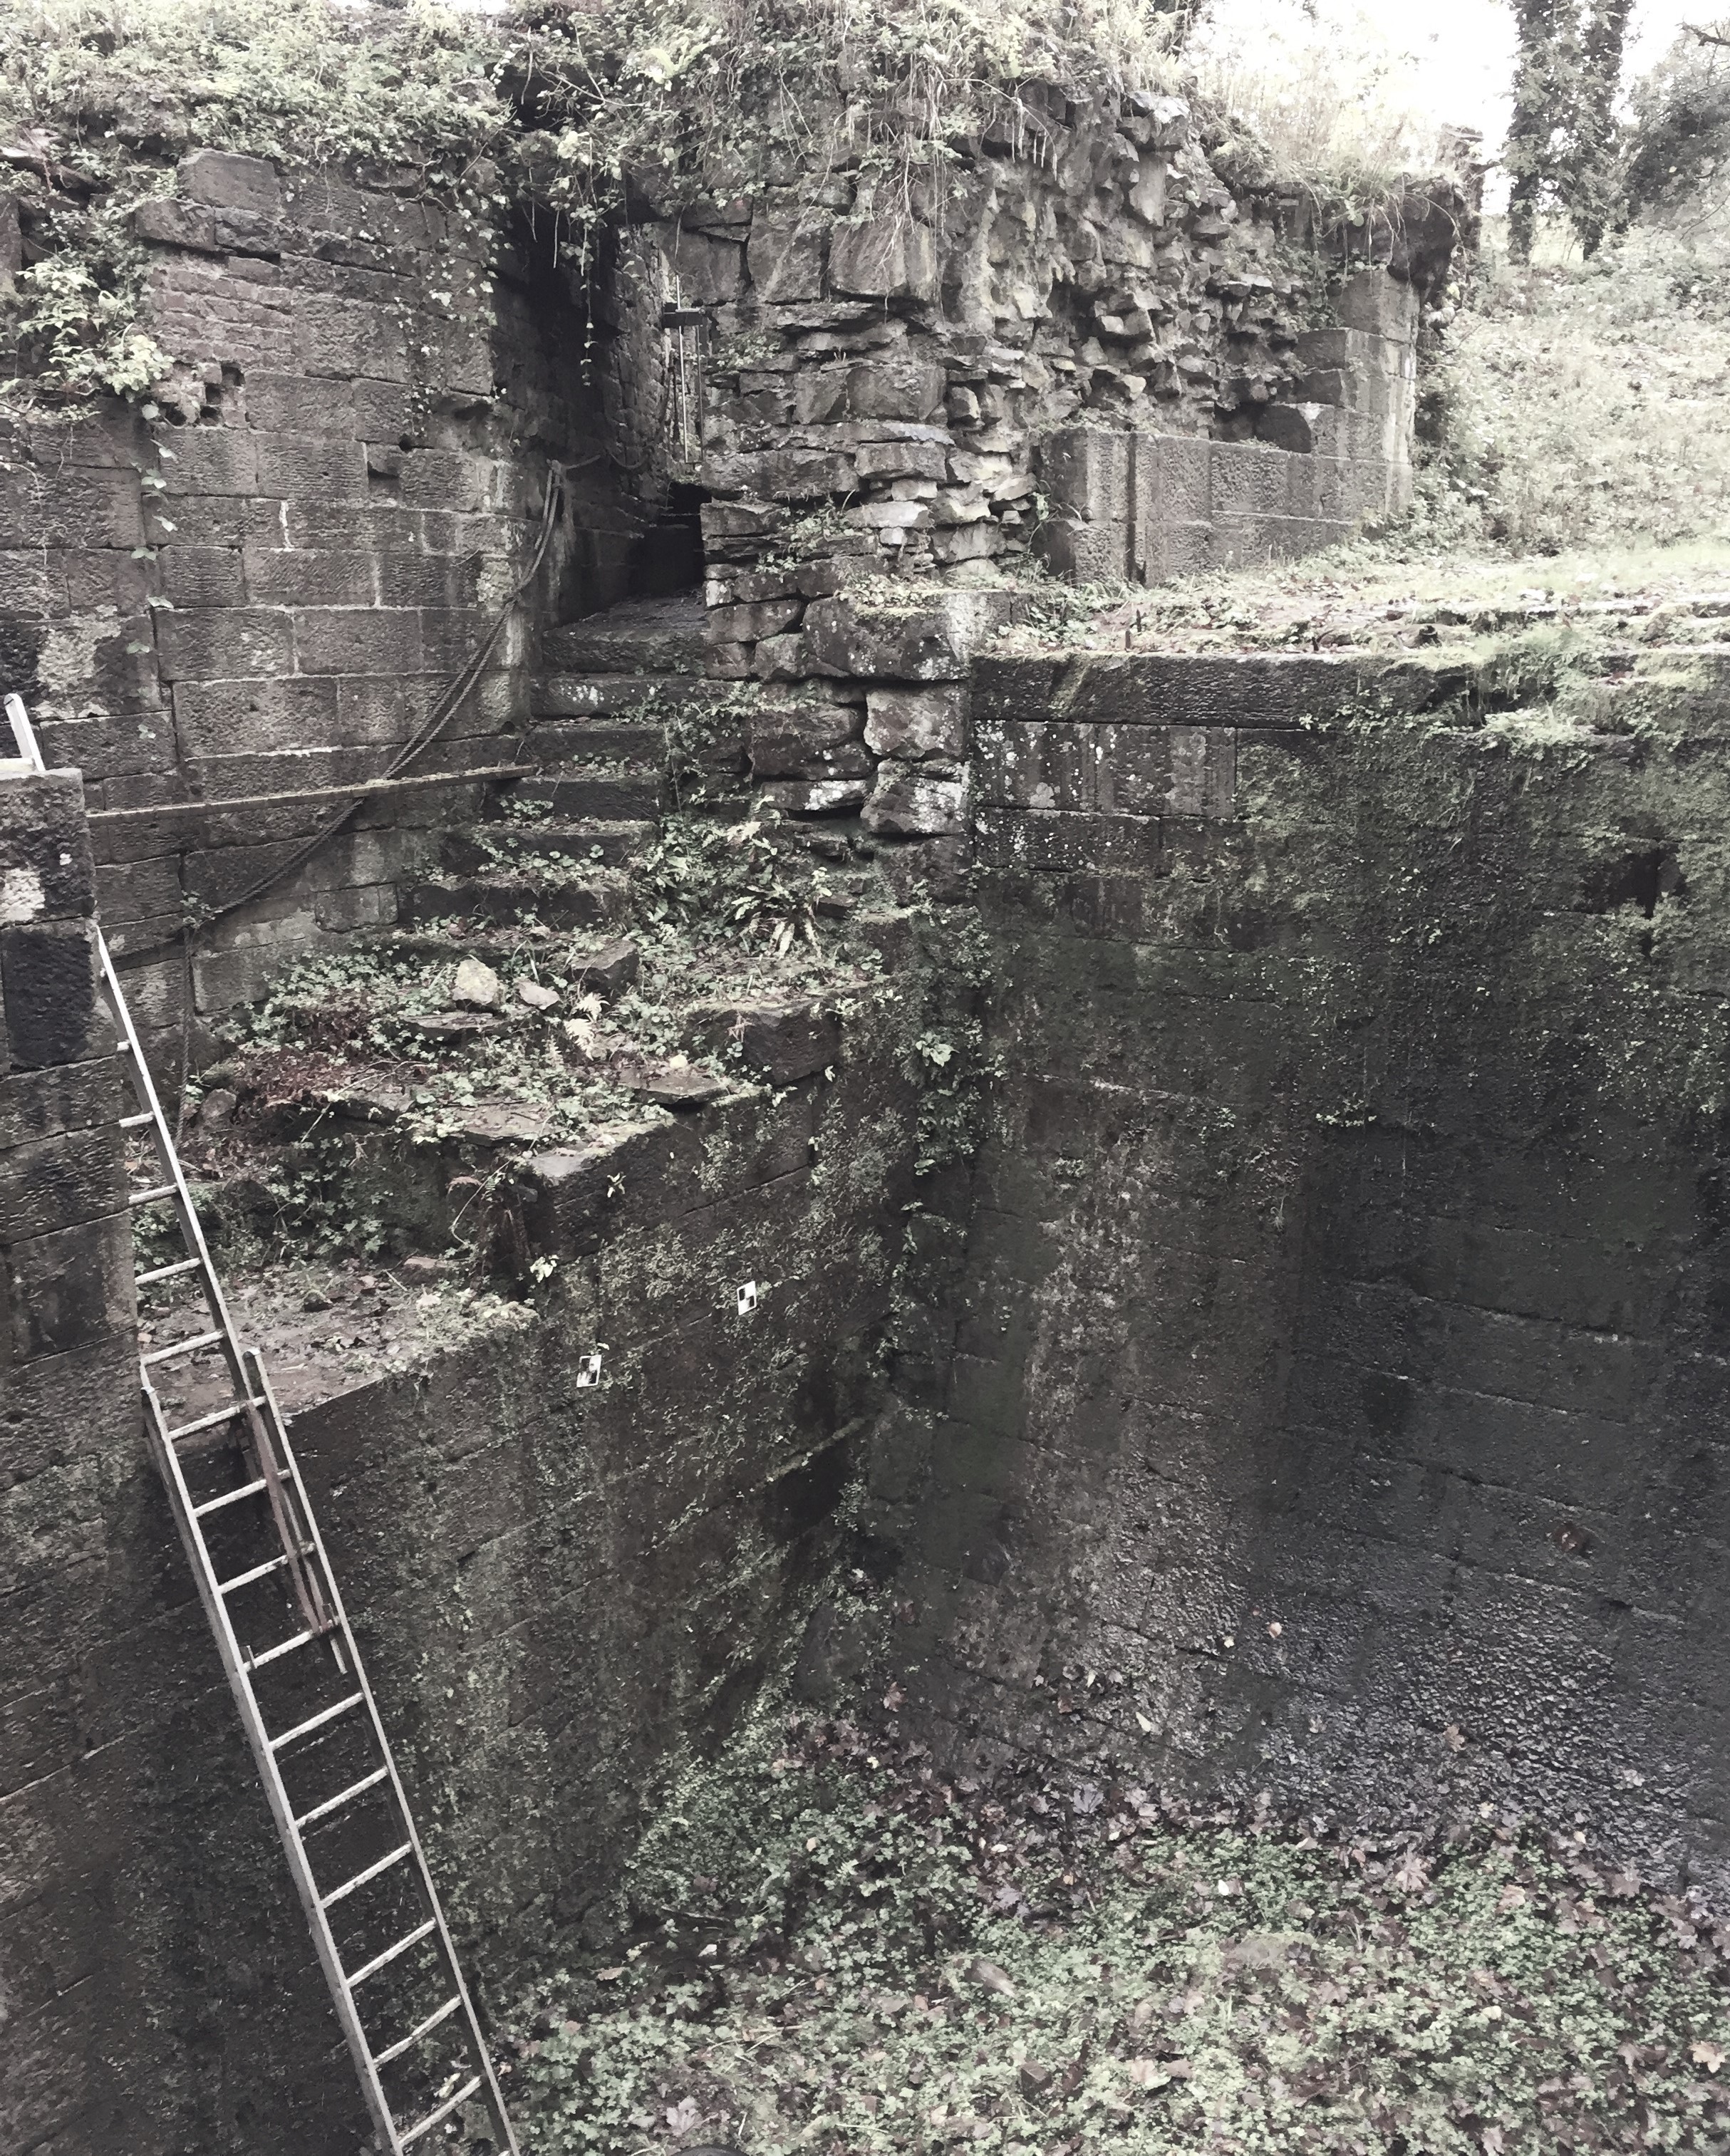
[0,0,1188,398]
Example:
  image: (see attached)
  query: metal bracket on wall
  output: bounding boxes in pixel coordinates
[3,690,522,2155]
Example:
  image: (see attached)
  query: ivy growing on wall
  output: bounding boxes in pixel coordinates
[0,0,1194,400]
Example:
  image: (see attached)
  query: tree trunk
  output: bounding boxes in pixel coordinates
[1574,0,1637,251]
[1506,0,1580,263]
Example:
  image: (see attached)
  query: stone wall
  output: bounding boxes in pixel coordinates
[2,147,648,1078]
[871,648,1730,1898]
[2,118,1455,1033]
[0,738,927,2152]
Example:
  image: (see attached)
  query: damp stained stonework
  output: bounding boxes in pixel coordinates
[2,1,1730,2152]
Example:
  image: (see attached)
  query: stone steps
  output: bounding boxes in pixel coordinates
[524,717,666,766]
[494,771,663,822]
[532,672,727,719]
[400,871,628,931]
[542,594,706,675]
[446,817,656,871]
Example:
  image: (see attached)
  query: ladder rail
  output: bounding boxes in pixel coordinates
[248,1349,522,2145]
[4,693,520,2155]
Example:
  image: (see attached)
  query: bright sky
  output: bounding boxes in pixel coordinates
[1356,0,1699,150]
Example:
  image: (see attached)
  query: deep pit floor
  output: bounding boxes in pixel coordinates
[504,1706,1730,2156]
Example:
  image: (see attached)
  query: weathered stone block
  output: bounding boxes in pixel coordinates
[864,685,966,763]
[1,1213,132,1362]
[295,296,411,383]
[252,432,370,502]
[0,1129,126,1246]
[707,598,803,643]
[172,675,341,758]
[1040,429,1131,527]
[1166,725,1236,817]
[180,148,281,215]
[846,354,946,422]
[1039,515,1126,582]
[854,440,948,482]
[861,761,968,836]
[684,999,841,1086]
[159,545,245,609]
[829,215,938,303]
[0,775,95,922]
[747,211,825,301]
[293,606,421,676]
[243,546,377,608]
[805,593,1013,682]
[157,425,257,497]
[757,777,869,815]
[669,227,745,304]
[0,923,103,1069]
[154,605,291,682]
[747,703,863,779]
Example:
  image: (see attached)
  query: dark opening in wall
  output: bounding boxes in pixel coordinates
[628,479,708,599]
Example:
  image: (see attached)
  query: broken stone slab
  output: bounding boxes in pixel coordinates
[623,1064,730,1109]
[864,685,967,762]
[569,936,640,1000]
[861,761,969,837]
[443,1101,555,1148]
[683,998,841,1087]
[400,1011,514,1042]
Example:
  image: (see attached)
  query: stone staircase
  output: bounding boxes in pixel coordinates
[401,593,732,931]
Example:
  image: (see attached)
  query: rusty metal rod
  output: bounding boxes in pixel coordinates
[85,763,536,827]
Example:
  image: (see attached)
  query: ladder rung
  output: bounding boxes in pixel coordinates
[135,1256,201,1286]
[143,1328,222,1367]
[247,1626,316,1670]
[166,1395,266,1442]
[120,1110,154,1129]
[192,1473,271,1518]
[400,2075,482,2147]
[129,1182,177,1206]
[269,1691,363,1753]
[321,1840,413,1909]
[372,1995,462,2068]
[348,1917,437,1988]
[294,1764,389,1830]
[216,1547,300,1595]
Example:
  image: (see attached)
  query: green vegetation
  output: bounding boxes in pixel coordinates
[0,0,1188,398]
[511,1697,1730,2155]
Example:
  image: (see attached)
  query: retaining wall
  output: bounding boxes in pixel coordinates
[872,649,1730,1895]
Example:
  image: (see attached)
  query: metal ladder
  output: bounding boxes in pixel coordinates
[4,695,521,2155]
